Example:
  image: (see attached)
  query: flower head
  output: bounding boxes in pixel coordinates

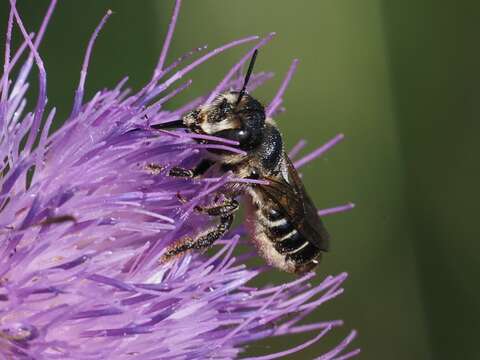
[0,1,359,359]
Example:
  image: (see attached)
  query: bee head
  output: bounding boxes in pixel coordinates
[183,91,266,150]
[182,50,265,151]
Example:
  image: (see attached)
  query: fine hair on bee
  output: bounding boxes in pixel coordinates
[156,50,330,275]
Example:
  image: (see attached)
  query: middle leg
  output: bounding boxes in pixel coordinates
[194,198,239,217]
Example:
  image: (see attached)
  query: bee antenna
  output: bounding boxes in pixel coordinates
[236,49,258,106]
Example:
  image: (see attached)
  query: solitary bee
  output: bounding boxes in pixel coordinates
[159,50,329,274]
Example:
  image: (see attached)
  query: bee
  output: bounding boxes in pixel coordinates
[159,50,329,274]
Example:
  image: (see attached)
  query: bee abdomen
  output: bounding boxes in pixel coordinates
[273,229,303,253]
[258,207,321,269]
[286,241,320,265]
[269,219,294,237]
[273,227,320,266]
[271,221,321,265]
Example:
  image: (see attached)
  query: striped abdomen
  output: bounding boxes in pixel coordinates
[245,195,321,274]
[263,207,320,266]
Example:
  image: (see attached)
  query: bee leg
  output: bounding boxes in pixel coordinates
[161,197,238,261]
[194,198,239,216]
[160,214,234,261]
[169,159,214,178]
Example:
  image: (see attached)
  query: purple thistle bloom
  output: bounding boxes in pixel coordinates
[0,1,359,359]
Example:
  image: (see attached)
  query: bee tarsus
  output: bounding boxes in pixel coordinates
[168,159,214,178]
[169,167,194,178]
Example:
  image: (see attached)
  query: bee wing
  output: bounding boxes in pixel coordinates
[259,155,330,251]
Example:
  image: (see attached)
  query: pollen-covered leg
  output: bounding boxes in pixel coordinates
[194,198,239,216]
[161,196,238,261]
[160,214,234,262]
[168,159,214,178]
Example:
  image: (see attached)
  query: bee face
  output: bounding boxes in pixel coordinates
[183,91,266,150]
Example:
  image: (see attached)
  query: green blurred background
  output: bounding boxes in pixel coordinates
[2,1,479,359]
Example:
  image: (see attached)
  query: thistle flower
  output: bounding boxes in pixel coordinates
[0,1,359,359]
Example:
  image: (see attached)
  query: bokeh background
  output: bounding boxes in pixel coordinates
[1,1,479,359]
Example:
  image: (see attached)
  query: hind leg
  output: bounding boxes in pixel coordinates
[160,197,238,262]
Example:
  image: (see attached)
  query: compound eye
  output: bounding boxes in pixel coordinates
[214,128,251,147]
